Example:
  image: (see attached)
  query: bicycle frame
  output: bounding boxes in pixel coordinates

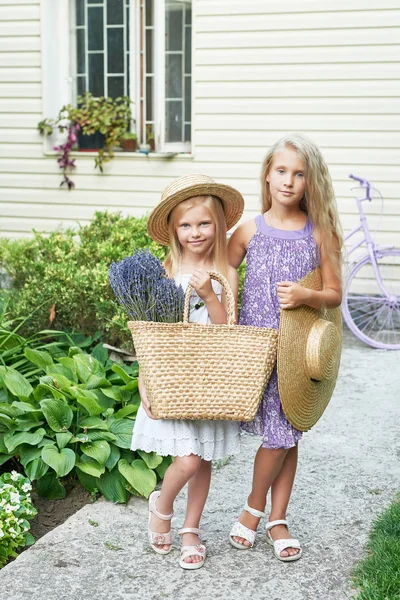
[345,175,393,298]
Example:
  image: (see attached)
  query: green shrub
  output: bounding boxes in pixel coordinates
[0,321,170,503]
[237,262,246,311]
[0,212,167,348]
[0,471,36,567]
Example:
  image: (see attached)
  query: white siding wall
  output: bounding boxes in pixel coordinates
[0,0,399,248]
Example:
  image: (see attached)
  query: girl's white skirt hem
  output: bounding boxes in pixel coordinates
[131,404,241,461]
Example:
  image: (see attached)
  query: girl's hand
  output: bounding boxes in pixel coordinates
[189,269,214,302]
[138,373,157,420]
[276,281,308,310]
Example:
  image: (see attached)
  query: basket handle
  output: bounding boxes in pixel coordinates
[183,270,236,325]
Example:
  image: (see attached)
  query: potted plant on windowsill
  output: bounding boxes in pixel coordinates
[146,125,156,152]
[120,132,138,152]
[38,92,134,189]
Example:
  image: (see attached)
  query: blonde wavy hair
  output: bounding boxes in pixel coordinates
[261,133,343,270]
[164,195,228,277]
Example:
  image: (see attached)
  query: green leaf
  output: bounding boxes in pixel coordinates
[73,354,104,383]
[114,404,138,419]
[42,445,76,477]
[32,384,52,402]
[105,443,120,471]
[136,450,163,470]
[79,416,109,430]
[4,427,46,453]
[121,380,139,393]
[91,342,108,365]
[85,374,111,390]
[0,453,13,466]
[109,418,134,449]
[18,444,42,466]
[0,435,8,453]
[76,469,99,493]
[99,386,122,401]
[40,398,73,432]
[15,418,44,432]
[2,368,33,400]
[98,467,130,503]
[80,440,110,466]
[76,455,105,478]
[72,388,103,417]
[0,403,24,418]
[85,430,117,443]
[24,532,35,547]
[155,456,173,479]
[93,389,115,411]
[11,401,42,415]
[0,414,15,429]
[36,471,66,500]
[68,346,85,357]
[36,377,65,400]
[118,459,156,498]
[56,431,73,449]
[46,364,77,383]
[25,457,49,480]
[24,348,53,369]
[111,364,133,384]
[57,357,77,373]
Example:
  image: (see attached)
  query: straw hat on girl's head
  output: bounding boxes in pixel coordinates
[147,174,245,245]
[277,268,342,432]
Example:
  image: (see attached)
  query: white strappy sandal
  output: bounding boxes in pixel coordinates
[178,527,206,570]
[229,502,266,550]
[265,519,302,562]
[148,490,174,555]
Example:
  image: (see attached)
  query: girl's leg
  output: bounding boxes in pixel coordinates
[232,445,288,546]
[269,444,299,557]
[151,454,202,551]
[181,459,212,564]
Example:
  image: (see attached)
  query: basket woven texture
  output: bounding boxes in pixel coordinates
[128,271,278,421]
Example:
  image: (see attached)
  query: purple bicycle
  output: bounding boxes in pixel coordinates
[342,174,400,350]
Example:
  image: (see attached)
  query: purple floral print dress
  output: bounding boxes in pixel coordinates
[239,214,319,449]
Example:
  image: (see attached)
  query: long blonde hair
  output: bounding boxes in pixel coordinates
[260,133,343,269]
[164,195,228,277]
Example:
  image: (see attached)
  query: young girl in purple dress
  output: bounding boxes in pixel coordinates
[228,133,343,561]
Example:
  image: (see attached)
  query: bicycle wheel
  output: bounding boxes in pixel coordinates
[342,248,400,350]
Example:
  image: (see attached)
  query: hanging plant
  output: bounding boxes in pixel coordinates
[38,93,134,189]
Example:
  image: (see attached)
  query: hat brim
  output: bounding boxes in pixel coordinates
[277,269,342,432]
[147,182,245,246]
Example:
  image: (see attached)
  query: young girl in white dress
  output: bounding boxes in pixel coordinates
[131,174,244,570]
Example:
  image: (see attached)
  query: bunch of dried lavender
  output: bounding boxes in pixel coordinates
[108,250,185,322]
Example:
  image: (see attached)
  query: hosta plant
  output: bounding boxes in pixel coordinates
[0,333,170,503]
[0,471,36,567]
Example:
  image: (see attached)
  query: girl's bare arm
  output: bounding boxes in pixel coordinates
[227,220,255,269]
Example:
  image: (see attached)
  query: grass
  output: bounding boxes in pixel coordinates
[351,495,400,599]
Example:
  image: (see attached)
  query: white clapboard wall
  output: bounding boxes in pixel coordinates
[0,0,399,267]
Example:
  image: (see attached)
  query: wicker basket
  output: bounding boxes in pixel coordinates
[128,271,278,421]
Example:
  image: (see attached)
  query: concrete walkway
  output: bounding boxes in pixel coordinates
[0,332,399,600]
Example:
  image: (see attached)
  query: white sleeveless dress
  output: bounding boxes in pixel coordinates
[130,272,241,461]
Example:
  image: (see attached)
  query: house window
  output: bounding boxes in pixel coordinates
[73,0,131,99]
[71,0,192,152]
[139,0,192,150]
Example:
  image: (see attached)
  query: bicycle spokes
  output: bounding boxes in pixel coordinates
[343,249,400,349]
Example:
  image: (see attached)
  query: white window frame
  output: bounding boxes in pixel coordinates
[39,0,193,155]
[136,0,192,153]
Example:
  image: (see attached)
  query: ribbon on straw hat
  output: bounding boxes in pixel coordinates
[147,174,245,246]
[277,268,342,432]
